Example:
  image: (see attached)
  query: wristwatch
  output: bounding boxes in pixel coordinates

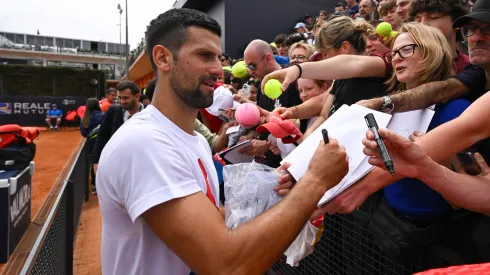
[381,96,394,113]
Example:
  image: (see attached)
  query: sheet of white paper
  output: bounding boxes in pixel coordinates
[219,140,253,164]
[226,125,241,135]
[320,106,436,205]
[281,104,392,206]
[386,106,435,138]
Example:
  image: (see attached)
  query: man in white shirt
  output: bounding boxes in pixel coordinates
[97,8,349,275]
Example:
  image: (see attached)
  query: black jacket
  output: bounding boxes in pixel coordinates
[90,104,125,164]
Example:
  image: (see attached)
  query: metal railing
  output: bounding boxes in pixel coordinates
[19,140,89,275]
[271,191,460,275]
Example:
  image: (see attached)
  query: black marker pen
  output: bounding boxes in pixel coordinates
[322,129,329,144]
[364,113,395,176]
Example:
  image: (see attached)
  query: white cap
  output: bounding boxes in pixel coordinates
[294,22,306,29]
[206,86,241,116]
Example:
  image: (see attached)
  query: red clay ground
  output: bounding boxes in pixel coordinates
[0,129,82,274]
[73,193,102,275]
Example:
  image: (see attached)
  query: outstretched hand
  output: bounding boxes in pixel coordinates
[261,66,300,93]
[362,128,431,179]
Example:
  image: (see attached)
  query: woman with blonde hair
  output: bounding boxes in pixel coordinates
[382,23,471,223]
[288,42,315,66]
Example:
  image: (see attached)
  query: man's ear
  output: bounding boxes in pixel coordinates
[152,45,174,72]
[135,93,141,101]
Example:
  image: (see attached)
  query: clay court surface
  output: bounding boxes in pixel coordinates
[0,129,103,274]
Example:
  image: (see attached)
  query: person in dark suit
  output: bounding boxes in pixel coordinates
[91,80,143,193]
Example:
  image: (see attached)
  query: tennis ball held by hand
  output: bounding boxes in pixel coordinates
[376,22,398,43]
[264,79,283,99]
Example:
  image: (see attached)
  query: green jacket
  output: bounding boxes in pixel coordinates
[194,119,217,151]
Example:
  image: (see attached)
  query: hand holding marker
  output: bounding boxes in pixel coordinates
[364,113,395,176]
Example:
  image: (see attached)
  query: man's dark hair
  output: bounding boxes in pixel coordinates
[335,2,347,8]
[380,0,397,16]
[145,78,156,101]
[107,87,117,95]
[274,34,288,45]
[220,53,230,61]
[327,11,349,21]
[116,80,140,95]
[409,0,468,22]
[409,0,468,41]
[145,8,222,71]
[139,94,149,103]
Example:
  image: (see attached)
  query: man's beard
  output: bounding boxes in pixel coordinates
[170,64,215,109]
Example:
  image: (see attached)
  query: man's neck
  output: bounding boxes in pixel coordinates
[485,69,490,90]
[128,104,141,116]
[448,37,458,59]
[152,81,197,135]
[271,62,282,72]
[348,2,356,8]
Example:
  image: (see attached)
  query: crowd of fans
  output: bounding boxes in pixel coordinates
[79,0,490,273]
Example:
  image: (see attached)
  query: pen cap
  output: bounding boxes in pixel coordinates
[364,113,379,129]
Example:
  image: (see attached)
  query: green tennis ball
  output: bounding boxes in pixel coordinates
[389,31,398,40]
[232,62,247,78]
[264,79,283,99]
[376,22,393,37]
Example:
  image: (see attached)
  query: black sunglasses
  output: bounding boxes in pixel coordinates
[461,23,490,37]
[246,54,266,71]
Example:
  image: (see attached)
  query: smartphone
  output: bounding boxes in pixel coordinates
[457,151,481,176]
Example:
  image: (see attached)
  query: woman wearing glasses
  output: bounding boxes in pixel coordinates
[288,42,315,66]
[382,23,471,227]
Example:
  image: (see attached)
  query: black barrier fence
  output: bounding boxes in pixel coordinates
[271,191,473,275]
[19,140,89,275]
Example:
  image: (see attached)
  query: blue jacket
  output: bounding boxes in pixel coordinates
[80,111,103,137]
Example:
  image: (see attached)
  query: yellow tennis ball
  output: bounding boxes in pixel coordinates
[232,62,247,78]
[376,22,393,38]
[389,31,398,40]
[264,79,283,99]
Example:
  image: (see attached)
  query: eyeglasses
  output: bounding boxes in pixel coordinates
[290,55,307,62]
[384,44,417,63]
[461,23,490,37]
[246,54,266,70]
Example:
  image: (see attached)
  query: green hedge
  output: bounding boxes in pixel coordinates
[0,65,107,98]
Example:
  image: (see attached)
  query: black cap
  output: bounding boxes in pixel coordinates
[453,0,490,28]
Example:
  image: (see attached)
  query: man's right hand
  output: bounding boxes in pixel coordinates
[307,138,349,191]
[356,97,384,111]
[93,163,98,174]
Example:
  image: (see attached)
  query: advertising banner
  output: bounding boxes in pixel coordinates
[0,95,87,126]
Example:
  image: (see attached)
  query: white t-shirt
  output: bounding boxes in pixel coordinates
[97,105,219,275]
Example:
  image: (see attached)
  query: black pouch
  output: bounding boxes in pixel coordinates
[0,143,36,170]
[368,199,446,262]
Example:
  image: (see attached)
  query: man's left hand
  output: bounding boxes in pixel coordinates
[274,162,295,196]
